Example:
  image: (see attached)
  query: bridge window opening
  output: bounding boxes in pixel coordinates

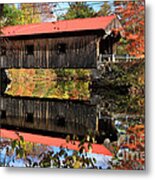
[25,113,34,123]
[0,110,6,119]
[55,115,66,127]
[98,118,106,131]
[26,45,34,55]
[1,46,6,56]
[57,43,66,54]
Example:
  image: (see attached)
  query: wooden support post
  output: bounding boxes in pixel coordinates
[112,54,115,62]
[96,115,99,131]
[96,39,100,62]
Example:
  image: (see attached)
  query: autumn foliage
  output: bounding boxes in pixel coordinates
[111,123,145,170]
[114,0,145,57]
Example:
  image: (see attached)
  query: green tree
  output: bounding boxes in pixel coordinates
[59,2,95,20]
[0,4,41,27]
[0,4,22,27]
[97,2,111,16]
[0,4,4,33]
[19,3,41,24]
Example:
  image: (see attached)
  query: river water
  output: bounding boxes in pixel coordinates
[0,67,145,169]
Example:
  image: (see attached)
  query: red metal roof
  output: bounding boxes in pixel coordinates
[1,15,116,37]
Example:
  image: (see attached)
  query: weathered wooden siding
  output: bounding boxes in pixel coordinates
[0,34,98,69]
[0,96,97,136]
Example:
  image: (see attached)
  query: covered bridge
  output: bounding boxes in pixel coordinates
[0,15,122,69]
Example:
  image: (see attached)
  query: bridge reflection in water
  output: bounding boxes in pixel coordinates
[0,97,119,144]
[0,96,97,137]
